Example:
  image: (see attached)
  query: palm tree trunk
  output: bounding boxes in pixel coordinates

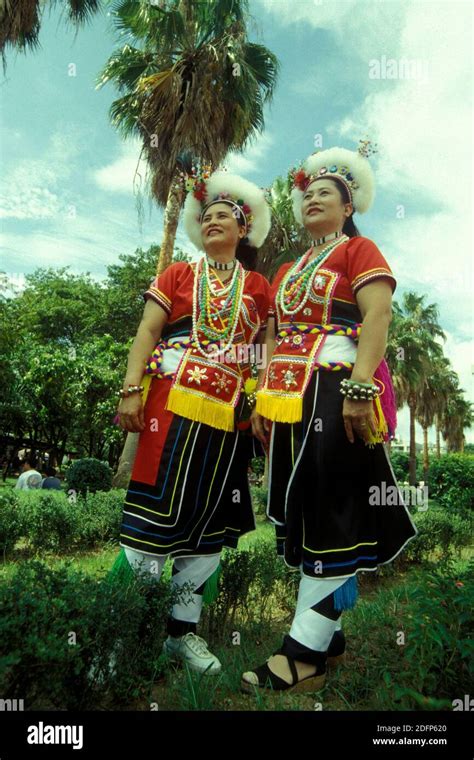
[408,393,417,486]
[422,425,429,479]
[157,178,183,275]
[112,432,140,488]
[435,417,441,458]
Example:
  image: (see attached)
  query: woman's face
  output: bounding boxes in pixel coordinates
[200,202,245,252]
[301,178,352,232]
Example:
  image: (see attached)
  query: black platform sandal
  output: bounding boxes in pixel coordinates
[241,651,326,694]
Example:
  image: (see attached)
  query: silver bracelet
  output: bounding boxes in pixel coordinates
[116,385,144,398]
[340,378,379,401]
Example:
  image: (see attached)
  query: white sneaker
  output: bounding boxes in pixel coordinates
[162,632,222,675]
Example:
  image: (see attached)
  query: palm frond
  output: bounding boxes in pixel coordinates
[96,44,155,90]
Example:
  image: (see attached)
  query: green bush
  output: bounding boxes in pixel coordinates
[75,490,124,547]
[250,484,268,516]
[249,456,265,478]
[202,540,298,641]
[343,559,473,710]
[0,490,23,557]
[0,489,125,557]
[403,508,472,564]
[0,559,174,709]
[17,491,80,553]
[389,450,423,482]
[427,454,474,515]
[392,559,474,707]
[65,457,113,496]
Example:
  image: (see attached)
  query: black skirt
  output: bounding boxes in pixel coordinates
[120,378,260,558]
[267,369,418,579]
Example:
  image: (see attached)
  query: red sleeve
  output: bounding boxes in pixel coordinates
[268,263,292,318]
[143,262,185,315]
[345,237,397,296]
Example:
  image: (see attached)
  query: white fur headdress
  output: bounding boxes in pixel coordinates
[182,170,271,251]
[291,142,376,225]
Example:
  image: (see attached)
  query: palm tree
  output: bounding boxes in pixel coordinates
[441,388,473,452]
[257,170,312,280]
[416,354,456,476]
[96,0,279,273]
[386,293,445,484]
[0,0,102,67]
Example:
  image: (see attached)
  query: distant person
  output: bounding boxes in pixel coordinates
[41,466,62,490]
[14,457,42,490]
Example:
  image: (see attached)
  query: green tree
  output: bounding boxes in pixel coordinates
[258,170,312,280]
[386,293,445,485]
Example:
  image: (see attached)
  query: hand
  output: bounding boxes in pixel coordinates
[117,393,146,433]
[342,397,377,444]
[250,408,271,450]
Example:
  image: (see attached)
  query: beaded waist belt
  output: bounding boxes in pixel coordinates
[145,323,362,379]
[276,322,361,373]
[145,338,193,379]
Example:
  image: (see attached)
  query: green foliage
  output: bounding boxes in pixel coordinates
[403,508,472,564]
[389,450,423,482]
[392,559,474,707]
[428,453,474,514]
[249,456,265,477]
[0,491,23,557]
[65,457,113,496]
[250,484,268,515]
[202,541,298,641]
[0,246,164,464]
[0,560,174,709]
[1,489,124,556]
[19,492,80,553]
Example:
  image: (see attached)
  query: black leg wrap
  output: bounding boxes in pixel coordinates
[279,634,327,672]
[328,629,346,657]
[166,617,197,637]
[310,591,340,621]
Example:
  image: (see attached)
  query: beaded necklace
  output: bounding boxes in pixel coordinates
[278,235,349,316]
[192,257,245,358]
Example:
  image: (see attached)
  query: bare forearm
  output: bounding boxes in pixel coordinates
[122,324,158,389]
[351,310,391,383]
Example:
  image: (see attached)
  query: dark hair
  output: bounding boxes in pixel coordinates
[236,240,258,270]
[23,455,38,469]
[321,177,361,238]
[233,206,258,270]
[46,466,57,477]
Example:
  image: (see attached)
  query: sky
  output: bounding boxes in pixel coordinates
[0,0,472,444]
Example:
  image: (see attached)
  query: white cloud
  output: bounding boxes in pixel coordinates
[0,124,83,220]
[224,132,274,176]
[93,139,150,194]
[258,0,410,60]
[330,1,472,371]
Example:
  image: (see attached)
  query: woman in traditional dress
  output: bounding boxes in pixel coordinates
[116,170,271,675]
[241,144,418,693]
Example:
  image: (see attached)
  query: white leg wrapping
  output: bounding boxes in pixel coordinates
[124,546,167,579]
[289,574,348,652]
[171,554,221,623]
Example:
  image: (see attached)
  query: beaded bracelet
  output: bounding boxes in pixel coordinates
[340,378,379,401]
[116,385,144,399]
